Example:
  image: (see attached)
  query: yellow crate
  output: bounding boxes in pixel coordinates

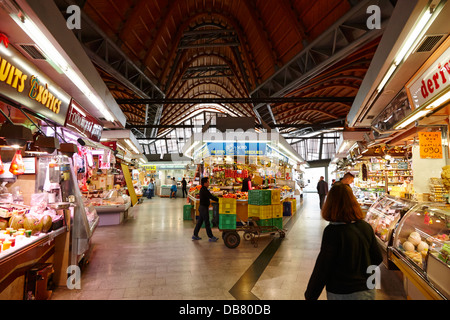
[270,189,281,204]
[272,204,283,218]
[219,197,236,214]
[248,205,272,219]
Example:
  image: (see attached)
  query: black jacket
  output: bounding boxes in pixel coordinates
[316,180,328,195]
[199,186,219,207]
[304,220,383,300]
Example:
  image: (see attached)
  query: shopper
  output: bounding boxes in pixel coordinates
[316,176,328,209]
[241,173,253,192]
[192,177,219,242]
[147,178,154,199]
[335,172,355,186]
[181,177,187,198]
[304,183,383,300]
[170,177,177,199]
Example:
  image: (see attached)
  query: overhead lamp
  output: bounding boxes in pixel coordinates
[58,142,78,156]
[6,6,115,122]
[0,122,33,147]
[35,135,60,154]
[376,2,442,93]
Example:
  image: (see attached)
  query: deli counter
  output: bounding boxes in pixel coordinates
[365,195,450,299]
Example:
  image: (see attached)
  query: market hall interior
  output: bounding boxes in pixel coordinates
[49,194,407,300]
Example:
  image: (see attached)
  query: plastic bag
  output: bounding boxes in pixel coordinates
[9,150,25,175]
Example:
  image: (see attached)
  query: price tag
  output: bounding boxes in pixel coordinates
[419,132,442,159]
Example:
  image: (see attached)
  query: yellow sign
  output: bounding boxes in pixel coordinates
[419,132,442,159]
[121,163,138,206]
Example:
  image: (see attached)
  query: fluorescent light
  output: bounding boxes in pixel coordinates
[394,9,433,66]
[377,64,397,92]
[394,109,429,129]
[377,5,437,93]
[9,14,115,122]
[125,139,139,154]
[426,90,450,110]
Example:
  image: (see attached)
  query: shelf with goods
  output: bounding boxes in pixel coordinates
[354,157,414,200]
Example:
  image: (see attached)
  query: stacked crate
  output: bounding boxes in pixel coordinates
[270,189,283,229]
[248,190,273,230]
[218,198,236,230]
[283,198,296,216]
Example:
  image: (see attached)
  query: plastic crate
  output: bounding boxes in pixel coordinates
[272,217,283,229]
[272,204,283,218]
[248,190,271,205]
[257,218,273,227]
[195,211,214,227]
[219,214,236,230]
[248,205,272,219]
[183,204,193,220]
[219,197,236,214]
[283,201,292,216]
[270,189,281,204]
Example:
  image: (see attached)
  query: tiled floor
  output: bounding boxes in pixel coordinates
[50,193,407,300]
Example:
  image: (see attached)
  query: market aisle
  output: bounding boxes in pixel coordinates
[50,196,274,300]
[50,193,406,300]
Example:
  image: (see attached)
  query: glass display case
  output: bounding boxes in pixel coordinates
[36,156,98,266]
[366,195,416,246]
[365,195,416,269]
[391,202,450,299]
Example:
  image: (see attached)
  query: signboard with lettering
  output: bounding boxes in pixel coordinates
[419,131,442,159]
[206,142,267,156]
[0,43,70,125]
[65,99,103,142]
[406,39,450,110]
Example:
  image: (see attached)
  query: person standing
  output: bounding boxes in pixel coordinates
[192,177,219,242]
[316,176,328,209]
[181,177,187,198]
[147,178,154,199]
[304,183,383,300]
[170,177,177,199]
[241,173,253,192]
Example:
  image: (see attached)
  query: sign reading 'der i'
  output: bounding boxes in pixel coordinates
[418,131,442,159]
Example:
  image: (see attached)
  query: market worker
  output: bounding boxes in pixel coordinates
[192,177,219,242]
[241,173,253,192]
[304,183,382,300]
[334,172,355,187]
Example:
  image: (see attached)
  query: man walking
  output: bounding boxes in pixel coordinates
[316,176,328,209]
[182,177,187,198]
[192,177,219,242]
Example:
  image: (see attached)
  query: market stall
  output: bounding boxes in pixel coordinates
[183,133,305,247]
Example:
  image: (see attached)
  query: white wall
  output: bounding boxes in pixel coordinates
[412,144,448,194]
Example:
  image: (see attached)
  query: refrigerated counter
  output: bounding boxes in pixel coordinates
[365,195,449,299]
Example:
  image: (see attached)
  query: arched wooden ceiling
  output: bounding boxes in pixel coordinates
[78,0,382,136]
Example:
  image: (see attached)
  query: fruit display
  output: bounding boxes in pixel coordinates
[9,150,25,175]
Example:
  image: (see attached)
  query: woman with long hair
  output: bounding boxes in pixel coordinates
[305,183,382,300]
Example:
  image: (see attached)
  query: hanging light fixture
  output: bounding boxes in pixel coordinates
[0,122,33,147]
